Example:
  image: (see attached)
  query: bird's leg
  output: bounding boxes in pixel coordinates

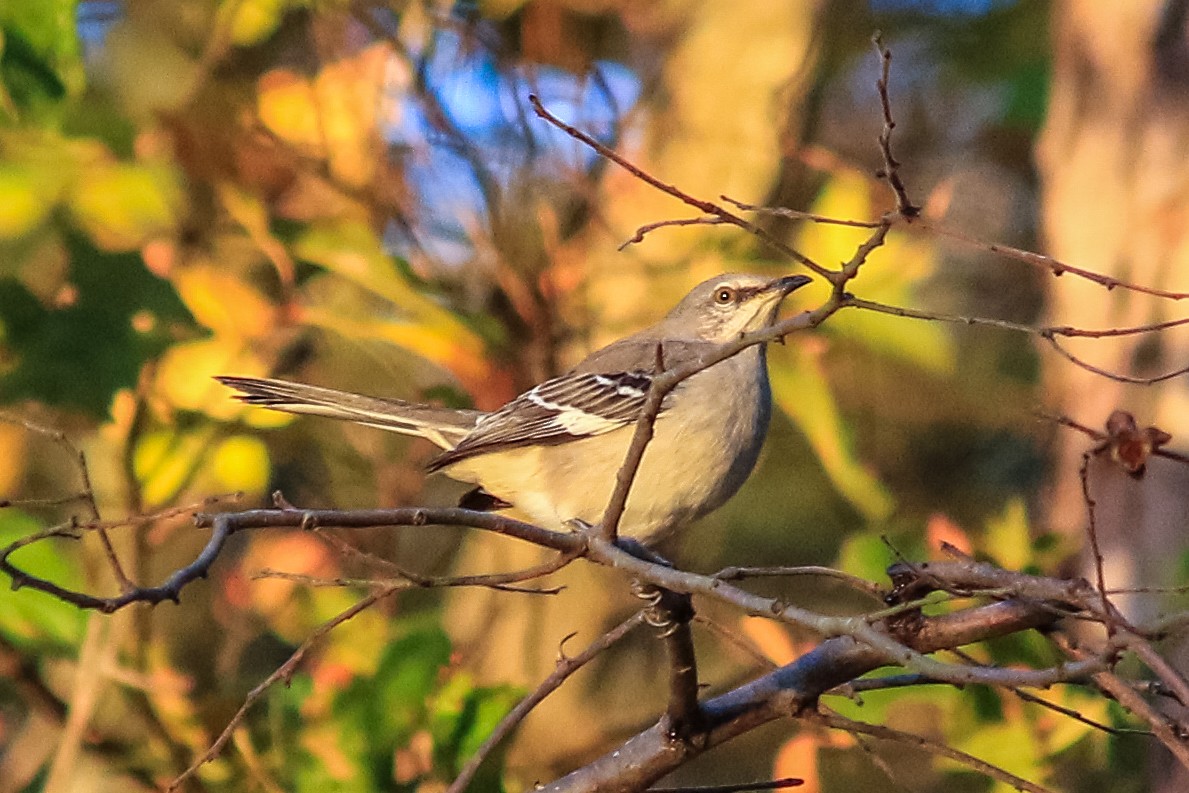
[648,587,705,743]
[614,546,703,743]
[567,519,705,740]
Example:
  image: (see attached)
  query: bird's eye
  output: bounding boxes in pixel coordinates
[714,286,736,305]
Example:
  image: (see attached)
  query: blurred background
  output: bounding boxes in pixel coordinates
[1,0,1188,791]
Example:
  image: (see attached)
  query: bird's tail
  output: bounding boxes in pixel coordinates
[215,376,481,450]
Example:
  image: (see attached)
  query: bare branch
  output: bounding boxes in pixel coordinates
[619,216,732,249]
[871,34,918,217]
[528,94,832,280]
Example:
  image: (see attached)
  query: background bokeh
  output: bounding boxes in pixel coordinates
[1,1,1187,791]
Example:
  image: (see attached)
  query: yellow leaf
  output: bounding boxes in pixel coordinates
[739,616,799,666]
[794,171,954,373]
[982,498,1033,571]
[300,307,507,403]
[0,164,57,238]
[154,337,280,423]
[769,343,895,520]
[953,723,1043,793]
[67,163,181,251]
[211,435,270,494]
[220,0,288,47]
[257,69,323,153]
[173,263,278,339]
[133,426,217,507]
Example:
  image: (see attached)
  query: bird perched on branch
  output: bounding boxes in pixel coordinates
[218,272,811,543]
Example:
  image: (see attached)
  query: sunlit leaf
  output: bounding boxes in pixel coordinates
[172,262,278,339]
[0,162,57,237]
[953,722,1043,793]
[132,425,218,506]
[210,434,270,494]
[293,222,506,399]
[982,497,1032,570]
[154,337,272,421]
[67,162,182,251]
[770,342,895,520]
[257,68,323,153]
[793,170,954,373]
[220,0,291,47]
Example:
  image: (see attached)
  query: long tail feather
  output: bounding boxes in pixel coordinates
[215,376,481,450]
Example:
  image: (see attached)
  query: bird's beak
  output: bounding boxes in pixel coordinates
[769,274,813,296]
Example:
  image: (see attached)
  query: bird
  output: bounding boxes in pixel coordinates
[216,272,811,544]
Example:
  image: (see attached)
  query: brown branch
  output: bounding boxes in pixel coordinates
[647,779,803,793]
[619,216,732,249]
[528,94,832,280]
[540,597,1068,793]
[1079,451,1117,635]
[721,196,885,228]
[1043,334,1189,384]
[654,590,702,738]
[912,219,1189,301]
[0,507,581,613]
[0,411,131,592]
[871,34,918,217]
[714,565,887,601]
[1052,633,1189,771]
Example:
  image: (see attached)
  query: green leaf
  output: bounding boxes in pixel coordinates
[981,497,1032,570]
[833,532,892,588]
[0,510,85,647]
[0,235,195,415]
[769,343,895,521]
[0,0,83,117]
[428,673,520,791]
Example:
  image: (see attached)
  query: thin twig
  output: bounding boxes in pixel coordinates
[912,218,1189,301]
[528,94,832,279]
[446,611,647,793]
[1079,451,1117,635]
[812,708,1054,793]
[1052,633,1189,772]
[871,34,917,217]
[619,216,732,249]
[166,583,406,792]
[647,779,803,793]
[722,196,884,228]
[714,565,886,601]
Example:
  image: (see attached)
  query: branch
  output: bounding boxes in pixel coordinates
[872,34,918,217]
[539,597,1065,793]
[528,94,832,280]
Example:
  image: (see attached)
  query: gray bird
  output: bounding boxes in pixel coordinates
[217,272,811,543]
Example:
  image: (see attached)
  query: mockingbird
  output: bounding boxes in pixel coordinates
[217,272,811,543]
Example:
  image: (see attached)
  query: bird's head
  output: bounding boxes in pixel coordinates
[662,273,813,343]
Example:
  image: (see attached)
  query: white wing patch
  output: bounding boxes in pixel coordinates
[428,370,664,471]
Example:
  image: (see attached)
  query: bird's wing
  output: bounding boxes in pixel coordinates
[427,370,662,470]
[216,376,482,450]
